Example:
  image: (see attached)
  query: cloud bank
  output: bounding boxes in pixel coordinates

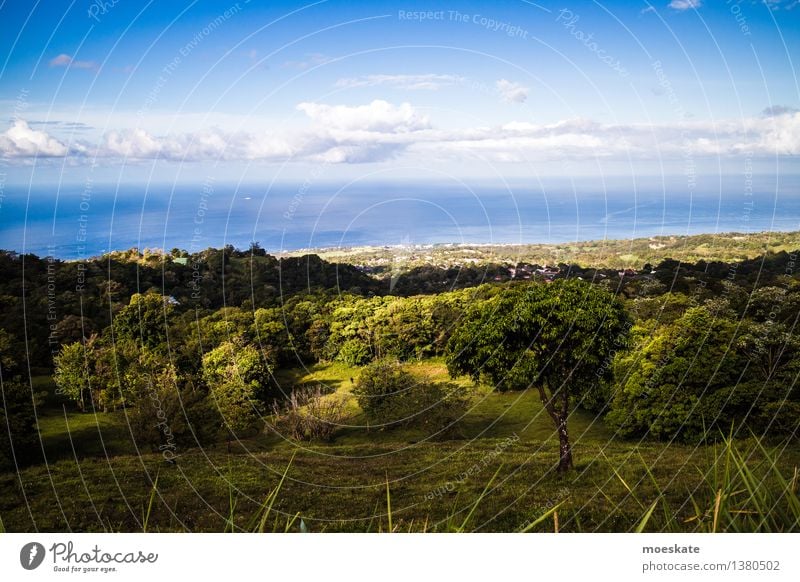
[2,101,798,164]
[0,120,70,157]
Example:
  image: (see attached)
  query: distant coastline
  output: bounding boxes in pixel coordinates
[2,184,799,260]
[275,229,800,270]
[4,229,794,271]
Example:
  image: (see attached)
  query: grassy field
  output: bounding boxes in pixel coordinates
[2,361,798,533]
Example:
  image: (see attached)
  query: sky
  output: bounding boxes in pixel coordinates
[0,0,798,184]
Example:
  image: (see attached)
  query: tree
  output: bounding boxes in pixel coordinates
[0,379,39,470]
[446,280,630,472]
[353,359,416,426]
[0,336,38,470]
[608,306,746,441]
[113,292,173,349]
[125,349,222,452]
[53,342,91,410]
[202,340,271,437]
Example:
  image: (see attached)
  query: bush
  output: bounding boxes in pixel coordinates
[202,340,270,437]
[336,338,372,366]
[758,401,800,436]
[608,307,800,442]
[353,360,470,434]
[270,385,348,442]
[607,307,744,442]
[0,379,39,470]
[126,377,222,453]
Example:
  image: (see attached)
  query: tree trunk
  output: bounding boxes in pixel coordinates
[556,415,573,473]
[535,382,574,473]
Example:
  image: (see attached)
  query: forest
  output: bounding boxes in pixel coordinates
[0,241,798,532]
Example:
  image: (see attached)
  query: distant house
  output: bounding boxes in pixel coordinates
[173,257,189,266]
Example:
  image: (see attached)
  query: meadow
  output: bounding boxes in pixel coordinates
[3,361,798,533]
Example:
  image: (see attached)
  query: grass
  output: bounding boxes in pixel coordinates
[36,407,132,461]
[2,362,798,532]
[268,358,612,447]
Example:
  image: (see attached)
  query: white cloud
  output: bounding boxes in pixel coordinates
[668,0,701,10]
[762,105,799,117]
[754,112,800,154]
[102,128,162,158]
[48,53,99,70]
[0,120,69,157]
[335,74,464,91]
[495,79,529,103]
[422,113,800,161]
[296,100,430,132]
[2,106,799,165]
[101,127,297,162]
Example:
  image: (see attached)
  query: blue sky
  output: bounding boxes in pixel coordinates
[0,0,798,183]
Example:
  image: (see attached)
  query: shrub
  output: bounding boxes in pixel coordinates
[270,385,349,442]
[608,307,800,442]
[607,306,744,442]
[202,340,270,437]
[0,379,39,471]
[336,338,372,366]
[353,360,470,434]
[758,401,800,436]
[126,373,222,452]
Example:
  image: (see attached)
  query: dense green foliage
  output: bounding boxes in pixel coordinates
[445,279,631,471]
[202,340,271,437]
[0,379,38,471]
[0,333,39,471]
[609,304,800,442]
[1,242,799,483]
[353,360,470,434]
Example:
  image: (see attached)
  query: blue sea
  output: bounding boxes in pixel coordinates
[1,176,798,259]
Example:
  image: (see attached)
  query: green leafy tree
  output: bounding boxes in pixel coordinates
[608,306,745,441]
[353,360,416,426]
[125,349,222,452]
[337,338,372,366]
[446,280,630,472]
[0,341,38,470]
[53,342,91,410]
[0,379,39,470]
[113,292,173,348]
[202,340,271,436]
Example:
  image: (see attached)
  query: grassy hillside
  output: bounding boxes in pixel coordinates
[3,361,798,533]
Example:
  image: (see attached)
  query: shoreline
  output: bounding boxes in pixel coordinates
[5,229,797,270]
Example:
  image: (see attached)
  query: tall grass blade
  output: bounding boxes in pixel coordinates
[385,472,393,533]
[142,473,159,533]
[458,465,503,532]
[519,501,566,533]
[635,497,660,533]
[252,452,296,533]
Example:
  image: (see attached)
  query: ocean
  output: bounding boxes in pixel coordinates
[1,177,798,259]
